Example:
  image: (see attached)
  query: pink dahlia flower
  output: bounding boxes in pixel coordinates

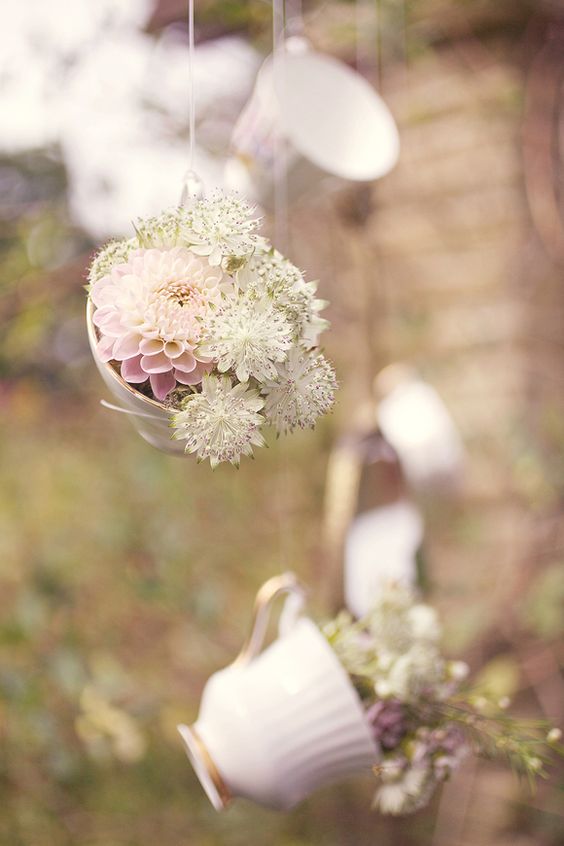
[91,247,229,400]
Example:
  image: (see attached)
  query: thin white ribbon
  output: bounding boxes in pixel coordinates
[180,0,204,204]
[272,0,288,251]
[99,400,167,422]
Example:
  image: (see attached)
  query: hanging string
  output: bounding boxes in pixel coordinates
[355,0,381,90]
[286,0,304,38]
[180,0,204,203]
[272,0,289,251]
[355,0,365,75]
[188,0,195,172]
[375,0,382,91]
[99,400,165,422]
[271,0,292,574]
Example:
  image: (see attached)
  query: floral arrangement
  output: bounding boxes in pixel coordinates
[324,585,562,815]
[87,192,336,466]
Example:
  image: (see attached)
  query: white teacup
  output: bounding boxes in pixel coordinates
[225,39,400,208]
[86,300,186,456]
[178,573,378,811]
[345,499,424,619]
[376,365,465,490]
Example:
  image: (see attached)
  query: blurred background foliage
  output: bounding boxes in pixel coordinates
[0,1,563,845]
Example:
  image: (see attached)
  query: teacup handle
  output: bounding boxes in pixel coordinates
[232,572,307,667]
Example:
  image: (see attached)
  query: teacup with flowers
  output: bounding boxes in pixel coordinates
[87,192,336,466]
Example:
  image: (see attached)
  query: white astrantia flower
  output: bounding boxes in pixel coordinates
[363,585,416,658]
[236,248,303,295]
[322,612,376,677]
[197,295,293,383]
[383,643,445,703]
[408,604,442,643]
[135,207,188,250]
[275,276,329,346]
[301,304,330,349]
[374,766,434,815]
[171,374,265,468]
[366,585,441,658]
[359,585,445,702]
[237,250,329,344]
[88,237,139,287]
[262,348,337,434]
[135,193,266,266]
[183,192,265,267]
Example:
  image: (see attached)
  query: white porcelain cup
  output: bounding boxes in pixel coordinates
[345,499,424,619]
[225,39,400,207]
[86,300,187,456]
[376,365,464,490]
[178,573,378,811]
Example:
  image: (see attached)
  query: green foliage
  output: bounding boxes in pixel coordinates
[473,655,521,702]
[521,565,564,640]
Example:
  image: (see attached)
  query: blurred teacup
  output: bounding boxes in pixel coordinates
[225,38,400,208]
[376,365,465,491]
[178,572,378,811]
[344,499,424,619]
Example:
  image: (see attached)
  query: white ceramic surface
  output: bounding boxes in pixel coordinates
[377,377,464,490]
[225,41,400,206]
[178,576,378,811]
[86,300,187,456]
[344,500,424,619]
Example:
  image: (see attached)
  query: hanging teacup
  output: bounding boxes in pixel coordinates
[344,499,424,619]
[225,38,400,208]
[376,365,465,491]
[86,299,188,456]
[85,191,336,466]
[177,572,379,810]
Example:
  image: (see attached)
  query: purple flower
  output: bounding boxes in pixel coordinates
[366,700,407,750]
[412,724,469,780]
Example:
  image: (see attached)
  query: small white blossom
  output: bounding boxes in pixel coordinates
[135,208,188,249]
[374,766,433,815]
[135,193,265,266]
[198,295,293,383]
[262,348,337,434]
[448,661,470,682]
[237,250,329,344]
[407,604,442,643]
[236,248,302,295]
[386,644,445,703]
[365,586,419,656]
[301,305,330,348]
[182,192,264,266]
[88,238,139,287]
[171,374,265,468]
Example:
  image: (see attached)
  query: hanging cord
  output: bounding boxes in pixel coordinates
[180,0,204,203]
[272,0,289,250]
[188,0,195,172]
[355,0,382,88]
[270,0,293,573]
[99,400,165,422]
[286,0,304,38]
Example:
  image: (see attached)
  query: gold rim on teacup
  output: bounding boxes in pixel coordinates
[177,723,232,811]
